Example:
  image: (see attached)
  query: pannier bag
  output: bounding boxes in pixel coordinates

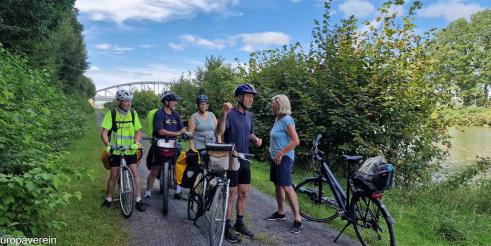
[353,155,394,193]
[157,139,176,159]
[175,151,187,185]
[180,149,202,188]
[206,143,240,171]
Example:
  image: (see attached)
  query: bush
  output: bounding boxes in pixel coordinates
[0,47,87,235]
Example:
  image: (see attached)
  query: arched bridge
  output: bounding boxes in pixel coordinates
[94,81,173,102]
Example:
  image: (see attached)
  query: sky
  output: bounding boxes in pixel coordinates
[75,0,489,91]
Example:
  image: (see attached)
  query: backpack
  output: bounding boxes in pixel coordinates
[353,155,395,194]
[107,109,135,141]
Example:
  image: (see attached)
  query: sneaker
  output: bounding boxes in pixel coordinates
[173,192,185,200]
[265,212,286,221]
[224,227,241,243]
[136,201,146,212]
[102,200,111,208]
[234,223,254,238]
[291,220,303,234]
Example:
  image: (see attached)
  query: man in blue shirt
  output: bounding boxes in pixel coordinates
[144,91,187,200]
[216,83,262,243]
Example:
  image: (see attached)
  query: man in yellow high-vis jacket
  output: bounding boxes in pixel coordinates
[100,89,145,212]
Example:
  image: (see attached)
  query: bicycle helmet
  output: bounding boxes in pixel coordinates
[196,95,209,104]
[160,90,181,102]
[116,89,133,101]
[234,83,257,97]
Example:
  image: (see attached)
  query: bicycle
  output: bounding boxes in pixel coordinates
[187,143,253,246]
[294,134,395,246]
[111,145,142,218]
[155,134,191,216]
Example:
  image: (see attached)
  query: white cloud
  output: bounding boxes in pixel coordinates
[140,44,156,48]
[339,0,375,17]
[181,34,227,49]
[420,0,483,21]
[76,0,240,24]
[291,0,302,3]
[89,65,100,71]
[95,43,134,53]
[95,43,112,50]
[168,42,186,51]
[85,64,186,90]
[169,32,290,52]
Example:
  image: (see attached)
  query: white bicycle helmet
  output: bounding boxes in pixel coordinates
[116,89,133,101]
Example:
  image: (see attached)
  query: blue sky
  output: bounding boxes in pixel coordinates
[75,0,489,90]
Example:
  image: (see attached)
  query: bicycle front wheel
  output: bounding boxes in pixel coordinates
[119,167,135,218]
[162,160,170,216]
[209,180,228,246]
[294,177,339,222]
[351,195,396,246]
[188,173,206,221]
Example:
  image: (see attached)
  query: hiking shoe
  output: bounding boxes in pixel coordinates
[136,201,146,212]
[266,212,286,221]
[234,223,254,238]
[102,200,111,208]
[173,192,185,200]
[224,227,241,243]
[291,220,303,234]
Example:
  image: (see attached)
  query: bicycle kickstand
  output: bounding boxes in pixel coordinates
[333,222,351,242]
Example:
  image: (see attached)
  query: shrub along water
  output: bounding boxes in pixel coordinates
[0,47,91,235]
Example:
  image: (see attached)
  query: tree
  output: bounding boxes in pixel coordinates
[429,9,491,106]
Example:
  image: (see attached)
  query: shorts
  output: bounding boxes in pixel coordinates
[110,154,137,168]
[227,159,251,187]
[270,155,293,186]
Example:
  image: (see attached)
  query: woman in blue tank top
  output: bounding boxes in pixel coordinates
[188,95,217,154]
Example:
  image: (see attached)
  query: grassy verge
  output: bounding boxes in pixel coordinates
[250,159,491,245]
[42,112,128,245]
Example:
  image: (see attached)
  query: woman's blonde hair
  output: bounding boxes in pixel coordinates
[272,94,291,115]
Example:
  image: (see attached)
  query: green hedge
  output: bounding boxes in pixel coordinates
[0,47,91,235]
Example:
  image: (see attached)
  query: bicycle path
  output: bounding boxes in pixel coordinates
[95,110,358,246]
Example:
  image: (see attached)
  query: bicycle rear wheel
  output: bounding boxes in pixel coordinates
[294,177,339,222]
[162,160,170,216]
[209,180,228,246]
[119,167,135,218]
[351,195,396,246]
[188,173,206,221]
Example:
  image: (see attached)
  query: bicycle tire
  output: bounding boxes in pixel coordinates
[119,167,135,218]
[162,160,170,216]
[188,174,206,221]
[294,177,339,222]
[209,180,228,246]
[351,195,396,246]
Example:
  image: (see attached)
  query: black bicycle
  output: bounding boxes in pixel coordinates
[155,134,190,216]
[187,143,253,246]
[294,134,395,246]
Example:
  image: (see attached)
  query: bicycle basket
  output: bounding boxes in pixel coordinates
[206,143,239,171]
[157,139,176,158]
[353,155,394,193]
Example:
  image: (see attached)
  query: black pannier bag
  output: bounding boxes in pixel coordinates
[180,149,202,189]
[353,155,395,193]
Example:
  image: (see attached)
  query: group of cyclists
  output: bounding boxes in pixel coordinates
[100,83,303,243]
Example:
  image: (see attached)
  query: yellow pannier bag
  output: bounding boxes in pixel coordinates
[175,151,187,185]
[101,149,111,171]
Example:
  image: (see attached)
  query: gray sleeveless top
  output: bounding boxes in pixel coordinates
[192,112,217,149]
